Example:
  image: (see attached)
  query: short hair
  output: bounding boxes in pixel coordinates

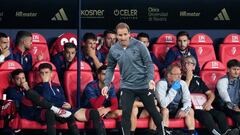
[181,55,197,65]
[64,43,76,50]
[0,32,8,39]
[115,22,130,32]
[38,63,53,71]
[136,32,150,40]
[15,31,32,45]
[165,63,181,77]
[83,32,97,42]
[97,65,107,74]
[176,31,190,40]
[11,69,25,79]
[103,30,116,38]
[227,59,240,69]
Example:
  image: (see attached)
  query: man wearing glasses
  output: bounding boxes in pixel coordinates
[181,56,238,135]
[155,64,195,135]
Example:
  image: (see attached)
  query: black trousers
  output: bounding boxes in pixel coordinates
[25,90,52,109]
[45,110,79,135]
[224,107,240,127]
[25,90,80,135]
[195,109,229,134]
[120,88,163,135]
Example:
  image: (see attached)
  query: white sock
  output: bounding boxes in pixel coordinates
[50,106,60,113]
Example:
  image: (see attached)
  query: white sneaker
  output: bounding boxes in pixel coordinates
[55,108,72,118]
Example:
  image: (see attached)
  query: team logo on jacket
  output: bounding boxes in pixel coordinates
[56,88,60,92]
[25,57,28,62]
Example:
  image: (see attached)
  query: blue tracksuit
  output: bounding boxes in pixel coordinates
[164,45,200,75]
[13,48,32,73]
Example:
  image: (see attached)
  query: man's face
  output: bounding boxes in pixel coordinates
[228,66,240,79]
[64,47,76,62]
[39,68,52,82]
[177,35,189,51]
[182,58,195,73]
[167,66,182,83]
[138,37,150,47]
[0,37,9,51]
[98,70,106,83]
[105,33,117,48]
[116,28,130,47]
[85,39,97,50]
[13,73,26,87]
[23,36,32,50]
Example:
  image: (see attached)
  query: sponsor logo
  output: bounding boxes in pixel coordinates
[16,11,38,17]
[179,11,200,17]
[32,34,40,43]
[51,8,68,21]
[214,8,230,21]
[165,36,173,43]
[113,9,138,20]
[8,62,16,69]
[81,9,104,18]
[198,35,206,42]
[148,7,168,22]
[231,35,239,43]
[211,61,219,69]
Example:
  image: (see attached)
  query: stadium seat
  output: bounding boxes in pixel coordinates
[130,33,138,38]
[0,60,22,99]
[24,61,84,129]
[64,61,116,129]
[50,33,77,56]
[152,34,176,62]
[219,33,240,68]
[154,64,161,82]
[190,33,216,69]
[28,61,60,88]
[112,65,121,93]
[0,60,22,129]
[200,60,226,91]
[30,33,50,65]
[64,61,93,106]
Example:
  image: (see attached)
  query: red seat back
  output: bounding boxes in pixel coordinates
[200,60,225,90]
[0,60,22,99]
[130,33,138,38]
[30,33,50,65]
[190,33,216,69]
[154,64,161,82]
[28,61,60,88]
[50,33,77,56]
[152,34,176,62]
[64,61,93,106]
[112,65,120,93]
[219,33,240,68]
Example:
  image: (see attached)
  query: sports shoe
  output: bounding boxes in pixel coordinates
[226,128,239,135]
[55,108,72,118]
[165,129,172,135]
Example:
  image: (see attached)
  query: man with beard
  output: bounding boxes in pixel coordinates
[98,30,117,61]
[0,32,13,63]
[164,31,200,75]
[13,31,43,73]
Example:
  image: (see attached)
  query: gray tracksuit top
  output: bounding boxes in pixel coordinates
[104,38,154,90]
